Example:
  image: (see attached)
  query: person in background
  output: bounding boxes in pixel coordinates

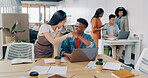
[60,18,96,59]
[34,10,73,58]
[102,14,124,61]
[115,7,129,31]
[91,8,105,47]
[32,23,40,31]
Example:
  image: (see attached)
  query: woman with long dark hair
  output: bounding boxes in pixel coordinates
[34,10,73,58]
[91,8,104,47]
[115,7,129,31]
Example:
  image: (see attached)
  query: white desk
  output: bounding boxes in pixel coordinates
[98,39,141,65]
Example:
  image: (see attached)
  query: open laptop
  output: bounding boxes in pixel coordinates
[105,31,130,40]
[67,48,98,63]
[118,31,130,39]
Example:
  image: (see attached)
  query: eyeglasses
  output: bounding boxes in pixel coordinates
[74,25,85,29]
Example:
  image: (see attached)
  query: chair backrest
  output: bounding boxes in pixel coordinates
[135,48,148,76]
[5,43,34,60]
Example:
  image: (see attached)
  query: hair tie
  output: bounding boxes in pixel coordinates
[63,13,66,17]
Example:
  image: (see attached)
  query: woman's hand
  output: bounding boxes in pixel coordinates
[67,32,73,38]
[102,23,107,27]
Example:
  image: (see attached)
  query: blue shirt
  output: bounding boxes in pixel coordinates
[102,23,120,37]
[115,17,121,29]
[60,33,96,56]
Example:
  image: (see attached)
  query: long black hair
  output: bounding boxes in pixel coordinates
[47,10,66,25]
[91,8,104,21]
[115,7,127,17]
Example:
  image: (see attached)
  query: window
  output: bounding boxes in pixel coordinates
[22,3,57,24]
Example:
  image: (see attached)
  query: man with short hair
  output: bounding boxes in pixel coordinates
[103,14,124,61]
[60,18,96,59]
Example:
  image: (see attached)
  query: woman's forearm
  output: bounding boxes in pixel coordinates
[54,31,61,38]
[53,43,60,57]
[44,32,69,45]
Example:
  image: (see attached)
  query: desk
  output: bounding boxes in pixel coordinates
[0,54,147,78]
[98,39,141,65]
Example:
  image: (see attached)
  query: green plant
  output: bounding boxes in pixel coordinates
[0,20,25,36]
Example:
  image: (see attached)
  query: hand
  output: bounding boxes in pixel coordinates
[63,53,72,59]
[67,32,73,38]
[72,32,79,38]
[111,36,118,39]
[103,23,107,26]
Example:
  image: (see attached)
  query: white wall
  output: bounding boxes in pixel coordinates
[105,0,148,50]
[57,0,148,50]
[57,0,107,31]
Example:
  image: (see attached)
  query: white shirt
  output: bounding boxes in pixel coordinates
[110,26,114,36]
[37,23,62,38]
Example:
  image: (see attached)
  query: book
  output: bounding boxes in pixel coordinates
[111,69,135,78]
[48,74,67,78]
[11,58,33,65]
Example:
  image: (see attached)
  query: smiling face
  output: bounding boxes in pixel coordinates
[58,17,67,28]
[74,22,86,34]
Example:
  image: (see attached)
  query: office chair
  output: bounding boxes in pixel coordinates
[135,48,148,76]
[5,43,34,60]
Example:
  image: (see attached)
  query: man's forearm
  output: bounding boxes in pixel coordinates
[103,34,112,38]
[78,36,91,46]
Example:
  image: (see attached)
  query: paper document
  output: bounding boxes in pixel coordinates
[30,66,67,75]
[44,58,66,63]
[86,61,121,70]
[85,61,96,69]
[103,62,121,70]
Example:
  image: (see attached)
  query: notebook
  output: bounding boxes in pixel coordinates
[111,69,135,78]
[29,66,67,75]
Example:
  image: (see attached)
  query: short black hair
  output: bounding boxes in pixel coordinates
[115,7,127,16]
[77,18,88,28]
[109,14,116,19]
[47,10,66,25]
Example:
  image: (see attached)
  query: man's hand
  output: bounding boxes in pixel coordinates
[72,32,79,38]
[63,53,72,59]
[111,36,118,39]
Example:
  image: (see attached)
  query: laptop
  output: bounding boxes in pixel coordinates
[67,48,98,63]
[118,31,130,39]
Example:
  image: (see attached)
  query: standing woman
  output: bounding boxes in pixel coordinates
[34,10,73,58]
[115,7,129,31]
[91,8,104,47]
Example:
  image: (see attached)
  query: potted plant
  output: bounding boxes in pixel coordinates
[0,20,25,44]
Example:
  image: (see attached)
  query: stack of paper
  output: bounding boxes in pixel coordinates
[103,62,121,70]
[86,61,96,69]
[44,58,66,63]
[86,61,121,70]
[29,66,67,75]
